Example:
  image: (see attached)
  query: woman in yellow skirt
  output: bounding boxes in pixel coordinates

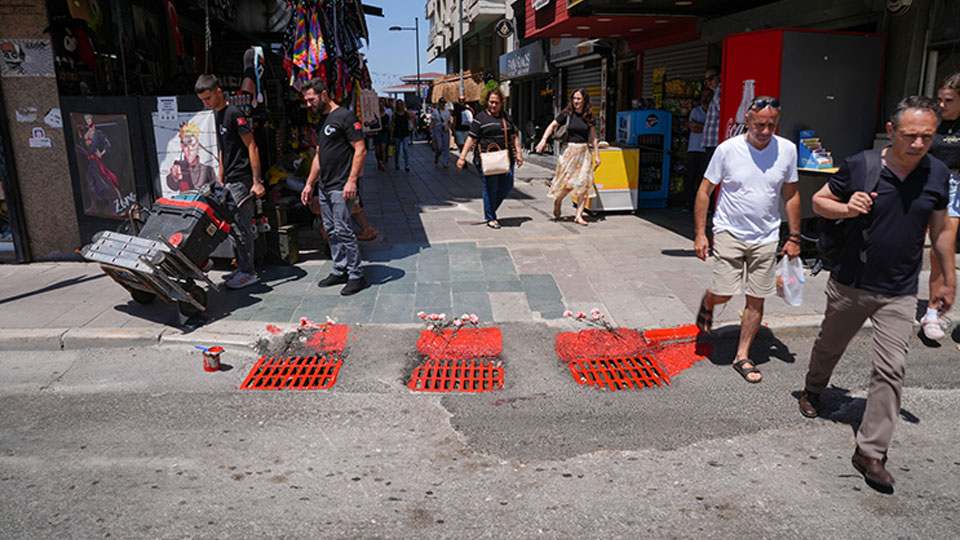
[535,88,600,226]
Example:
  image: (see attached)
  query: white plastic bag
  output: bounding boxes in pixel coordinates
[776,256,805,307]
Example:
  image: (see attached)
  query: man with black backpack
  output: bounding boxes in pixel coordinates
[799,96,955,491]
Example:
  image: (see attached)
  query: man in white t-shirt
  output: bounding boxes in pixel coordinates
[430,98,453,167]
[693,95,801,384]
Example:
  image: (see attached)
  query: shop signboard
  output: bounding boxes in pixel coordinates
[549,38,595,63]
[499,44,547,79]
[68,112,138,219]
[532,0,551,10]
[358,90,382,134]
[151,110,218,199]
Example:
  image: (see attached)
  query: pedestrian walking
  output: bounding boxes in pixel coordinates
[684,88,713,211]
[693,95,801,383]
[195,74,265,289]
[535,88,600,226]
[702,66,722,161]
[390,99,411,171]
[798,96,954,490]
[457,88,523,229]
[431,98,452,168]
[453,95,474,150]
[299,78,368,296]
[374,101,390,171]
[920,73,960,340]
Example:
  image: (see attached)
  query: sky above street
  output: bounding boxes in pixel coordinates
[364,0,446,93]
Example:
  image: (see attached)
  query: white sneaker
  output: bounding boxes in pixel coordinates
[226,272,258,289]
[921,317,945,340]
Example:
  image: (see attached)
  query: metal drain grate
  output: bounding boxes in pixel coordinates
[569,355,671,391]
[239,356,342,390]
[408,359,504,393]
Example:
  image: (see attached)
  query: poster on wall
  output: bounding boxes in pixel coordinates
[152,110,218,198]
[0,39,55,77]
[69,113,137,219]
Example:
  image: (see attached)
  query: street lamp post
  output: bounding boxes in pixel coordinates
[389,18,421,108]
[458,0,464,97]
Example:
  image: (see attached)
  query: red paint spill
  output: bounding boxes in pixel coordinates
[416,327,503,360]
[304,324,349,354]
[643,324,700,345]
[652,341,714,377]
[554,328,646,362]
[265,324,283,335]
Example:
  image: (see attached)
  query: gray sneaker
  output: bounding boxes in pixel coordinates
[226,272,258,289]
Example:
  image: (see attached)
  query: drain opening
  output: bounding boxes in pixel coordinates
[569,355,671,391]
[239,356,342,390]
[408,359,503,393]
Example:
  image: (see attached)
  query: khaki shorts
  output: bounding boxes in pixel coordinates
[711,231,778,298]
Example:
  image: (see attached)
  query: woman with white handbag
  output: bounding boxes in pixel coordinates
[535,88,600,226]
[457,88,523,229]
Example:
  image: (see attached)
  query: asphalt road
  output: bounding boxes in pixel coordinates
[1,323,959,539]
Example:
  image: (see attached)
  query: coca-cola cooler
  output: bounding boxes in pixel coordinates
[720,28,885,166]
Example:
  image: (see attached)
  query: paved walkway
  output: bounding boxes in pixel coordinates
[0,140,947,344]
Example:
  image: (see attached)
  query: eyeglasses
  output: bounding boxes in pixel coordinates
[750,98,781,111]
[703,74,718,82]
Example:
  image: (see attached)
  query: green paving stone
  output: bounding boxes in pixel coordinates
[486,280,523,292]
[452,280,486,293]
[451,292,494,322]
[331,305,373,324]
[479,247,510,260]
[533,302,567,319]
[300,294,342,309]
[338,288,378,307]
[415,282,452,308]
[417,265,451,283]
[371,294,415,323]
[379,281,416,295]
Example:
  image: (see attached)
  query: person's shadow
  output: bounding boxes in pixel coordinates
[702,326,797,369]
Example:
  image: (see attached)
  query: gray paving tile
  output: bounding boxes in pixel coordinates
[486,280,523,293]
[379,280,417,295]
[452,280,486,293]
[338,287,378,307]
[451,292,494,322]
[331,305,373,324]
[371,294,415,323]
[299,294,342,310]
[417,263,451,282]
[414,282,452,308]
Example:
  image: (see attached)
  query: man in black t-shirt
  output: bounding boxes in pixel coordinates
[299,78,368,295]
[195,74,265,289]
[800,97,954,490]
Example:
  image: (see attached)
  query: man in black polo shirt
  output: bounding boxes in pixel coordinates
[299,78,367,295]
[195,74,265,289]
[800,96,955,490]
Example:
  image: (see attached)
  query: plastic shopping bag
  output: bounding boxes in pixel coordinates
[776,256,805,307]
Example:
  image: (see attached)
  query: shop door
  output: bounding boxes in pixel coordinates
[0,84,29,262]
[564,60,602,118]
[641,42,708,100]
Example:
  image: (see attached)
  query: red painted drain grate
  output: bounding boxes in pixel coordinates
[569,355,671,391]
[408,359,503,393]
[239,356,342,390]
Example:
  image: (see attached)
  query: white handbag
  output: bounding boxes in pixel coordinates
[480,117,511,176]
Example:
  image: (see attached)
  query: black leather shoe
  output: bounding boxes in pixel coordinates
[798,390,820,418]
[852,447,895,490]
[340,277,367,296]
[317,273,348,287]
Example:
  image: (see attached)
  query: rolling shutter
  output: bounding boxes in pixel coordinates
[642,41,709,99]
[564,59,602,118]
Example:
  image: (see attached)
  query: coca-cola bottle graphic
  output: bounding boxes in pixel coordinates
[725,79,755,140]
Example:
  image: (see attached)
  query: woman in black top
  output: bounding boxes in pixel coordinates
[457,88,523,229]
[390,99,411,171]
[536,88,600,226]
[374,100,390,171]
[923,72,960,339]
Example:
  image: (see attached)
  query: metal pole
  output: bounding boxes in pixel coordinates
[415,17,421,107]
[458,0,464,96]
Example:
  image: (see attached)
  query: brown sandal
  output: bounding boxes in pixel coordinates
[695,294,713,333]
[733,358,762,383]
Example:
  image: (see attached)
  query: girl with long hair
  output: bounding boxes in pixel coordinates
[390,99,411,171]
[536,88,600,226]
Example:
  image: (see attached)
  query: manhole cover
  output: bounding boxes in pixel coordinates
[239,356,342,390]
[414,202,458,210]
[569,355,670,391]
[408,359,503,392]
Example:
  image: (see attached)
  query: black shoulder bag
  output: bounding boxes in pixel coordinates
[816,149,883,270]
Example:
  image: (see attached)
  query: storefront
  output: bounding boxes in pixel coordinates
[499,42,551,149]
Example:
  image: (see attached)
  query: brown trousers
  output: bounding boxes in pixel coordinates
[805,279,916,459]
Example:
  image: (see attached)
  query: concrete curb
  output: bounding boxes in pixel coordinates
[0,328,69,350]
[61,328,162,350]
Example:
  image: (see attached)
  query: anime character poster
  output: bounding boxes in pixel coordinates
[0,39,55,77]
[152,110,218,198]
[69,112,137,219]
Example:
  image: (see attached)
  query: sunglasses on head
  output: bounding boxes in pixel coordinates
[750,98,781,111]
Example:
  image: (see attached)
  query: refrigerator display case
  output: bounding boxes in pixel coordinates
[613,109,672,209]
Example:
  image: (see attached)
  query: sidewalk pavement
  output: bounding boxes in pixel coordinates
[0,141,946,349]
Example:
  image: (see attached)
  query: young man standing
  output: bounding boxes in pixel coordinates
[195,74,264,289]
[800,96,954,490]
[299,78,367,295]
[693,96,801,384]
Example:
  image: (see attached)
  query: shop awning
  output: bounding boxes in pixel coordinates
[429,71,485,103]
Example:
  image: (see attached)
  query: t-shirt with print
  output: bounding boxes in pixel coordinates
[555,110,591,144]
[315,106,364,191]
[704,134,798,245]
[828,151,949,296]
[216,104,253,185]
[468,110,517,166]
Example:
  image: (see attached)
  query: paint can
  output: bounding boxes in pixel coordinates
[202,346,223,372]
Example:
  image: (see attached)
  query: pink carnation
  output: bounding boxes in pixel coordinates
[461,313,470,321]
[469,314,479,324]
[438,313,446,321]
[453,319,463,327]
[563,310,573,317]
[417,311,427,319]
[325,315,336,325]
[577,312,586,319]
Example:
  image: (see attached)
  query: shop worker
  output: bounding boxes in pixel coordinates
[195,74,264,290]
[299,78,367,296]
[693,95,801,384]
[702,65,722,160]
[799,96,954,491]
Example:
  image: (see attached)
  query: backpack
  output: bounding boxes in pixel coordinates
[816,149,883,270]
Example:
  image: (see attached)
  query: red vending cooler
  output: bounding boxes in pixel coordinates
[719,28,885,165]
